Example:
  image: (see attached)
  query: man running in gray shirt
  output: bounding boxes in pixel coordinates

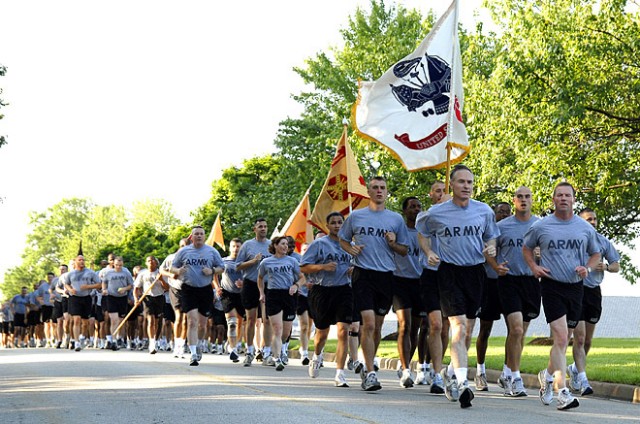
[523,182,600,411]
[416,165,499,408]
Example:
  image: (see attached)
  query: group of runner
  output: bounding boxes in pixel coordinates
[0,165,620,413]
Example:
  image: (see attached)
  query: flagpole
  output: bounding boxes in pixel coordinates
[444,0,460,192]
[113,277,163,337]
[342,118,355,215]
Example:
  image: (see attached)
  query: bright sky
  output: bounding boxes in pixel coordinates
[0,0,638,296]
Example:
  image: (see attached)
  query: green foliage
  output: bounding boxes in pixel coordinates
[191,155,289,244]
[2,198,184,299]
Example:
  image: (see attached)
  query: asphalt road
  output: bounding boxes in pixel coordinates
[0,348,637,424]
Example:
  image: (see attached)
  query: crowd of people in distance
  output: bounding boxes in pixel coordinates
[0,165,620,413]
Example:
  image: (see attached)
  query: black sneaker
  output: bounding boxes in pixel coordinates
[230,350,239,363]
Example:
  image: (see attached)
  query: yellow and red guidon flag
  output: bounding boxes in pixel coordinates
[308,126,370,234]
[280,188,314,254]
[352,0,469,171]
[206,211,226,251]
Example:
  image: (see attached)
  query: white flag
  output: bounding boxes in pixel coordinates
[353,0,469,171]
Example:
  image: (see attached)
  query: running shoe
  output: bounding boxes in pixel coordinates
[275,359,285,371]
[229,350,240,363]
[567,363,581,392]
[510,377,527,397]
[346,358,354,371]
[309,359,321,378]
[361,372,382,391]
[400,369,414,388]
[353,360,364,375]
[243,352,255,367]
[301,355,310,366]
[441,368,459,402]
[458,380,474,409]
[538,370,554,406]
[557,387,579,410]
[334,373,349,388]
[430,373,445,394]
[580,378,594,396]
[281,350,289,365]
[474,373,488,391]
[497,373,507,389]
[255,350,264,362]
[189,353,199,366]
[502,375,513,396]
[416,370,428,385]
[262,355,276,367]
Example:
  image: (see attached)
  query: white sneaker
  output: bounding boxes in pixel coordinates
[538,370,554,406]
[416,370,428,385]
[557,387,579,410]
[441,368,459,402]
[510,377,527,397]
[400,369,414,388]
[580,378,593,396]
[262,355,276,367]
[334,372,349,388]
[567,364,581,392]
[309,359,321,378]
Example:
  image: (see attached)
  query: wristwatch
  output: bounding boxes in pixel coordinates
[586,267,592,274]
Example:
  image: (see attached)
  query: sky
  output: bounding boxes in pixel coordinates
[1,0,638,296]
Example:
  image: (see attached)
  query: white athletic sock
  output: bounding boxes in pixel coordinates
[189,345,197,355]
[477,363,485,374]
[263,346,271,356]
[336,369,344,377]
[454,367,467,383]
[513,370,521,380]
[447,363,455,377]
[502,364,511,375]
[106,335,113,342]
[150,338,156,351]
[544,369,553,382]
[578,371,587,381]
[247,345,255,354]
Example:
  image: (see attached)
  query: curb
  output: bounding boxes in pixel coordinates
[288,350,639,404]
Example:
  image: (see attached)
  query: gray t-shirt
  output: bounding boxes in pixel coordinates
[584,232,620,288]
[300,236,352,287]
[338,207,409,272]
[160,252,184,290]
[172,244,225,288]
[394,227,422,279]
[235,238,271,282]
[257,255,301,290]
[221,256,243,294]
[103,269,134,297]
[11,294,28,315]
[416,199,500,266]
[50,277,62,302]
[67,268,100,297]
[496,215,540,276]
[134,269,165,297]
[523,214,600,283]
[35,282,52,306]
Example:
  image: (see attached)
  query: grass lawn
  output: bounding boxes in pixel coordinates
[290,337,640,386]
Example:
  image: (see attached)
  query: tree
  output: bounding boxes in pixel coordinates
[464,0,639,281]
[191,155,286,244]
[2,198,93,297]
[130,199,180,234]
[274,1,445,211]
